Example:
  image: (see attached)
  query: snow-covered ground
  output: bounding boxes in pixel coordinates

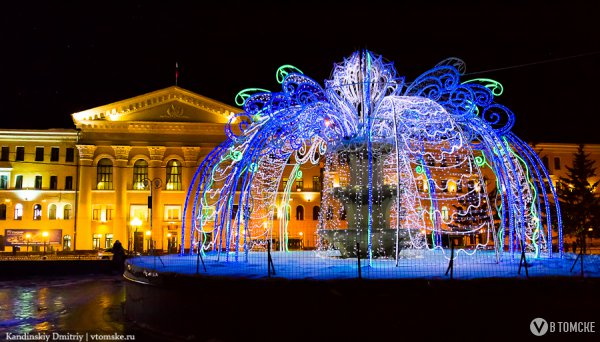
[127,250,600,280]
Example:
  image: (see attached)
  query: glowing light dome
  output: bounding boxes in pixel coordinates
[182,51,562,269]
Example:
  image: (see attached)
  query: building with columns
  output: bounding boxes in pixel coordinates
[71,86,241,252]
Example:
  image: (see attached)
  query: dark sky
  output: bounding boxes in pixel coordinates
[1,1,599,143]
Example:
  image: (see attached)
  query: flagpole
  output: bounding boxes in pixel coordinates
[175,62,179,86]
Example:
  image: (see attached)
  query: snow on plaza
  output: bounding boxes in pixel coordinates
[130,50,599,280]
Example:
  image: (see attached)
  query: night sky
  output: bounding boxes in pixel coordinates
[1,1,599,143]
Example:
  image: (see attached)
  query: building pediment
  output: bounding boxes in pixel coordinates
[72,86,241,126]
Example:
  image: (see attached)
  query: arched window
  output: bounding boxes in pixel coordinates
[312,206,320,221]
[0,203,6,220]
[96,158,113,190]
[33,204,42,220]
[14,203,23,220]
[296,205,304,220]
[63,204,72,220]
[49,204,57,220]
[133,159,148,190]
[166,159,182,190]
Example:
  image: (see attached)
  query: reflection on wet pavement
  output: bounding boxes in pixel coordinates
[0,275,126,335]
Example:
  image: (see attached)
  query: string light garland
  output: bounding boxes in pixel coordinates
[181,50,563,268]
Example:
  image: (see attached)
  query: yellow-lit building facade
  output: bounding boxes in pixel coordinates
[2,87,598,253]
[0,129,78,251]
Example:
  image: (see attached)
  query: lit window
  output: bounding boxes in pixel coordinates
[554,157,561,170]
[14,203,23,220]
[65,148,75,162]
[35,147,44,161]
[105,234,114,249]
[92,234,102,250]
[50,147,59,162]
[15,175,23,189]
[50,176,57,190]
[96,158,113,190]
[133,159,148,190]
[33,204,42,220]
[165,159,182,190]
[296,205,304,220]
[49,204,57,220]
[164,205,181,221]
[15,147,24,161]
[63,204,72,220]
[35,175,42,190]
[441,206,449,220]
[296,179,304,191]
[0,174,8,189]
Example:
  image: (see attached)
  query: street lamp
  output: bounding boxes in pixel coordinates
[25,232,31,254]
[143,178,162,251]
[42,231,49,255]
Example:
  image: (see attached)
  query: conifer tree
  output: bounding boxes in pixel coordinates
[558,144,600,238]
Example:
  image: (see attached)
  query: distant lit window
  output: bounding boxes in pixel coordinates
[296,205,304,220]
[65,148,75,162]
[15,147,24,161]
[15,175,23,189]
[63,204,72,220]
[105,234,114,249]
[35,175,42,190]
[165,159,182,190]
[63,235,72,250]
[49,204,57,220]
[554,157,561,170]
[0,146,9,161]
[0,175,7,189]
[313,176,321,191]
[133,159,149,190]
[50,176,57,190]
[312,206,320,220]
[33,204,42,220]
[96,158,113,190]
[92,234,102,250]
[14,203,23,220]
[65,176,73,190]
[296,179,303,191]
[282,178,288,190]
[35,147,44,161]
[441,206,449,220]
[164,205,181,221]
[50,147,59,162]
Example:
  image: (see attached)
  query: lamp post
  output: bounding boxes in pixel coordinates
[143,178,162,251]
[25,232,31,255]
[42,231,49,255]
[588,227,594,252]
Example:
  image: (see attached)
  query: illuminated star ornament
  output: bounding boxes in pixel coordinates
[183,51,562,265]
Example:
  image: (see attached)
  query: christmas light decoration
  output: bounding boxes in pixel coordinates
[182,51,563,270]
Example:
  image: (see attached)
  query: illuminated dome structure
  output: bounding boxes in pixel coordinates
[182,50,563,271]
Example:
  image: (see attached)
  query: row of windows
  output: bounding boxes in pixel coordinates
[1,146,75,163]
[281,176,321,192]
[0,203,72,220]
[271,205,320,221]
[0,175,73,190]
[97,158,182,190]
[415,179,480,193]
